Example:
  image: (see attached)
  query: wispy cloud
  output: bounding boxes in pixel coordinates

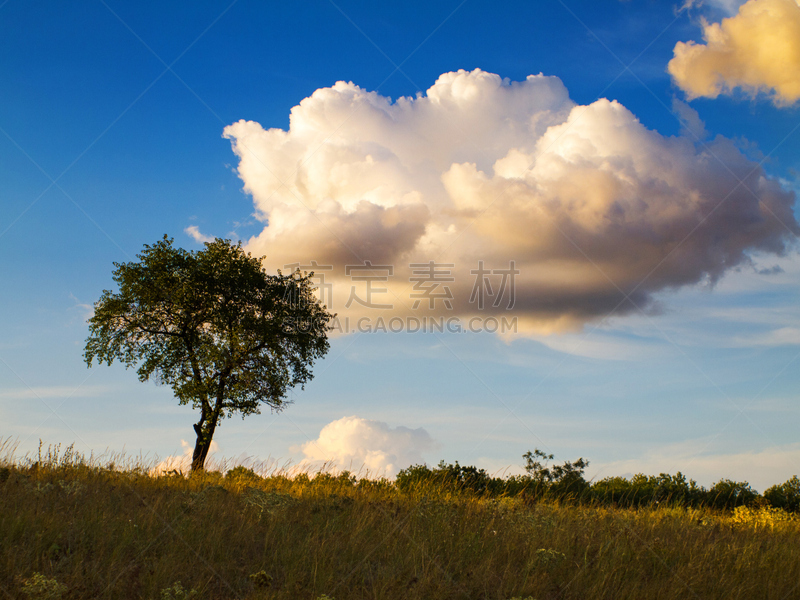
[672,98,708,140]
[528,330,665,361]
[184,225,214,244]
[732,326,800,347]
[0,385,112,400]
[68,293,94,322]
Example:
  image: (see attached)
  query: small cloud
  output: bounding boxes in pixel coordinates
[152,439,219,474]
[68,293,94,322]
[756,264,784,275]
[297,416,437,478]
[184,225,214,244]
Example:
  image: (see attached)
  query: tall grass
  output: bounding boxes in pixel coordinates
[1,441,799,599]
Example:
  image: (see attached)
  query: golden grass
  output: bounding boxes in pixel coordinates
[1,442,799,600]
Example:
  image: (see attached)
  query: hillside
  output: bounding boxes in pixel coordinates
[2,447,800,599]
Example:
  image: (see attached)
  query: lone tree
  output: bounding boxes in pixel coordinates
[85,236,333,471]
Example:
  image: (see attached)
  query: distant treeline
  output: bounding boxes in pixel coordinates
[389,450,800,512]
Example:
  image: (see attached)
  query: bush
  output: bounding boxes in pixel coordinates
[21,573,67,600]
[764,476,800,512]
[730,505,795,530]
[160,582,198,600]
[396,461,516,496]
[706,479,758,510]
[591,473,759,509]
[225,466,261,486]
[396,462,487,494]
[311,471,357,489]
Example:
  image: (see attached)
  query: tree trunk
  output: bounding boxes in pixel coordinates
[191,419,217,472]
[191,384,225,472]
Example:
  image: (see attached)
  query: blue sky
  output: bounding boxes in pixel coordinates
[2,0,800,490]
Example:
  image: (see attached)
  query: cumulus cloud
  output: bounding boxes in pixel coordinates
[224,69,798,334]
[152,439,219,474]
[298,416,436,477]
[669,0,800,106]
[185,225,214,244]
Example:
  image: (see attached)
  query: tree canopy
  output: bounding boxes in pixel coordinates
[84,236,333,471]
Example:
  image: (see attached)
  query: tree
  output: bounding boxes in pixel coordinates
[84,236,333,471]
[523,448,589,499]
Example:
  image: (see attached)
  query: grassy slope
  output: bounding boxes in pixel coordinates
[1,459,800,600]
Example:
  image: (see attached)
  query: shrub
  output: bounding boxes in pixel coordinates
[591,473,759,509]
[225,465,261,486]
[764,476,800,512]
[21,573,67,600]
[730,505,794,530]
[706,479,758,509]
[396,461,500,495]
[248,570,272,588]
[160,581,198,600]
[395,463,435,493]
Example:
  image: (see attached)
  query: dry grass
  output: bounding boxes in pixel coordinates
[1,442,799,600]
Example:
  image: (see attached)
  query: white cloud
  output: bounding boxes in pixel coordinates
[184,225,214,244]
[224,69,798,334]
[669,0,800,106]
[297,416,437,478]
[152,439,219,475]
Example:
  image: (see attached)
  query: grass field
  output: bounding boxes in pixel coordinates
[2,442,799,600]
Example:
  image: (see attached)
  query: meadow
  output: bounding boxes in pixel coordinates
[2,441,800,600]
